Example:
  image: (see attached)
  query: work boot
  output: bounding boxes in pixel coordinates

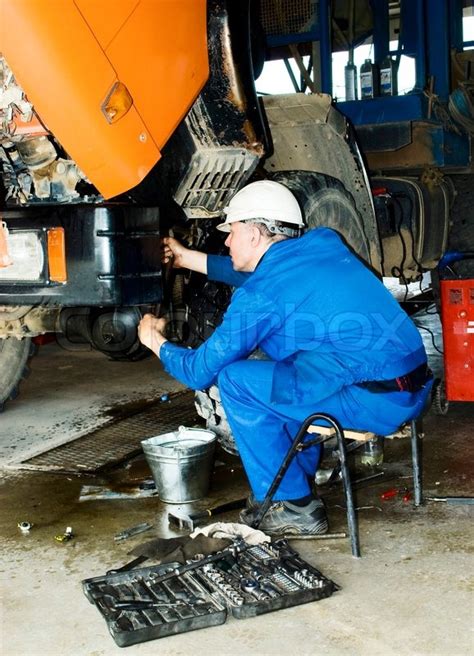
[239,498,328,536]
[247,474,316,509]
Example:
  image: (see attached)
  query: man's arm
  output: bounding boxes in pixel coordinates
[207,254,251,288]
[139,288,280,390]
[163,237,250,287]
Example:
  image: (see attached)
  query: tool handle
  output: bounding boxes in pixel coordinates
[190,498,247,521]
[282,532,347,540]
[106,554,148,576]
[444,497,474,504]
[427,496,474,504]
[114,522,153,541]
[114,600,184,611]
[207,498,247,516]
[114,600,155,610]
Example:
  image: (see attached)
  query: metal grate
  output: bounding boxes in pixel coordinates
[174,147,258,218]
[18,390,198,474]
[260,0,318,37]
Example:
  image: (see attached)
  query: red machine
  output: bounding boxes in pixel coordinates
[440,279,474,401]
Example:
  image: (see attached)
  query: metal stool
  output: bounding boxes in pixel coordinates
[251,413,423,558]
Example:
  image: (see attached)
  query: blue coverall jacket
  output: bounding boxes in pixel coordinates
[160,228,431,500]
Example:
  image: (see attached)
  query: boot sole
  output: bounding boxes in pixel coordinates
[261,518,329,536]
[240,509,329,536]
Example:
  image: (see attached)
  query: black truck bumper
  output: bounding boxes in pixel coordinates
[0,205,163,306]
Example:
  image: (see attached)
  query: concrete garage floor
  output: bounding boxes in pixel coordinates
[1,332,473,655]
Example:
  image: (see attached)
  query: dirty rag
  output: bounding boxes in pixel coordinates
[190,521,270,545]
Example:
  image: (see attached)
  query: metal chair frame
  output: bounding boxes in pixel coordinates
[251,413,423,558]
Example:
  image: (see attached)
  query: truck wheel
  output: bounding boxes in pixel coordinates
[272,171,371,263]
[0,337,35,411]
[303,186,371,261]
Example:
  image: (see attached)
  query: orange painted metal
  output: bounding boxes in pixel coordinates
[102,1,208,151]
[1,0,208,199]
[440,279,474,401]
[0,222,12,268]
[47,228,67,283]
[74,0,140,51]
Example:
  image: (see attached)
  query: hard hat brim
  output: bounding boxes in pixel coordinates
[216,221,231,232]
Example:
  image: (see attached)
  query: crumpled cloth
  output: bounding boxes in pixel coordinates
[128,533,231,564]
[190,521,270,545]
[127,523,269,570]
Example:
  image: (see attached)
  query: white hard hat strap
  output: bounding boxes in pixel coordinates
[244,218,301,237]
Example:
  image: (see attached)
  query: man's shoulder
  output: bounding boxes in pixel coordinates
[302,226,342,244]
[272,227,342,253]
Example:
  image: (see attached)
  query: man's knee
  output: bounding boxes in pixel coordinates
[217,361,247,393]
[218,359,275,407]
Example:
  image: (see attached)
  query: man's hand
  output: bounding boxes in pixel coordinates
[162,237,208,274]
[162,237,189,268]
[138,314,168,357]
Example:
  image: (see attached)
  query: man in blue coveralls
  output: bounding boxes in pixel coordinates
[138,180,432,535]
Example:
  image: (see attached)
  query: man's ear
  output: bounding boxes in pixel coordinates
[250,224,261,244]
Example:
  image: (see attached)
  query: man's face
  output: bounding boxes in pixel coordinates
[224,221,258,271]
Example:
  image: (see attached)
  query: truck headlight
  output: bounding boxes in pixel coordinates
[0,230,44,281]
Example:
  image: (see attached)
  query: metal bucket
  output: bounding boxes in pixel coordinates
[141,426,216,503]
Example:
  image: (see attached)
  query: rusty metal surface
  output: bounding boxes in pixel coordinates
[363,122,473,173]
[155,0,268,219]
[17,390,198,474]
[0,306,59,337]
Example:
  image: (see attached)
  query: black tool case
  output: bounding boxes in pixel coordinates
[82,539,338,648]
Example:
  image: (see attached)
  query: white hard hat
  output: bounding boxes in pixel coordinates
[216,180,304,233]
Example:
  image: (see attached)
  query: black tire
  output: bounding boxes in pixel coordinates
[104,340,152,362]
[0,337,35,411]
[432,378,449,416]
[271,171,371,264]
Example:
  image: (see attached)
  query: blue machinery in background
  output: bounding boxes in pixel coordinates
[264,0,473,171]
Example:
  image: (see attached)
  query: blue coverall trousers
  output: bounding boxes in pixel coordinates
[218,360,353,502]
[218,359,431,502]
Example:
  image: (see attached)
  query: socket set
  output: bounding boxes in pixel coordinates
[82,539,338,647]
